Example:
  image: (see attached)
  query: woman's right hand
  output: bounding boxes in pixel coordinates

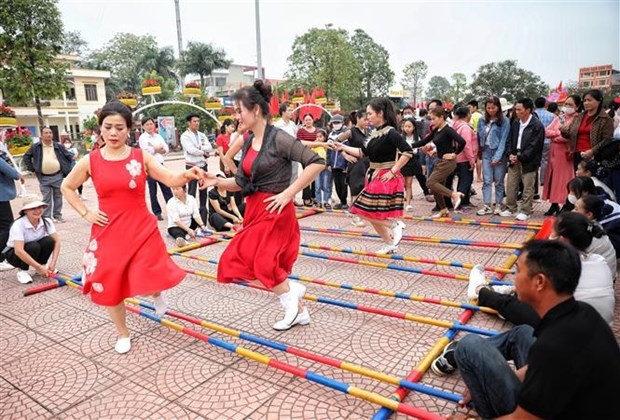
[84,210,109,227]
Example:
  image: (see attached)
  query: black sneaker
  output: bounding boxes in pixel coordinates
[341,204,349,210]
[430,341,458,376]
[333,203,343,210]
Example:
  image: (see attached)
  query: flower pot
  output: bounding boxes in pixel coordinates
[218,115,233,123]
[205,101,222,110]
[8,145,31,155]
[324,103,337,110]
[315,97,327,104]
[292,96,304,103]
[119,98,138,107]
[0,116,17,127]
[142,86,161,95]
[183,87,201,97]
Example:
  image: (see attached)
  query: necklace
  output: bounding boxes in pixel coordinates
[102,145,130,161]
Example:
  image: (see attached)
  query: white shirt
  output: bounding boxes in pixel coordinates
[516,114,533,150]
[7,217,56,248]
[574,253,615,325]
[274,119,298,138]
[587,235,617,275]
[139,132,169,164]
[166,195,201,229]
[180,129,212,166]
[229,132,244,161]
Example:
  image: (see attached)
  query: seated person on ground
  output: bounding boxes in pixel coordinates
[431,240,620,419]
[2,195,61,284]
[574,194,619,272]
[166,185,207,247]
[208,172,245,232]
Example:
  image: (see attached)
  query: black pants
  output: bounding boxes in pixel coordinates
[168,220,200,239]
[186,164,208,209]
[209,203,246,231]
[302,182,315,203]
[3,236,55,270]
[456,162,474,206]
[147,176,173,216]
[0,201,13,262]
[478,288,540,328]
[331,168,348,205]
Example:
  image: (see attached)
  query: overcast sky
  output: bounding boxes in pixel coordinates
[58,0,619,90]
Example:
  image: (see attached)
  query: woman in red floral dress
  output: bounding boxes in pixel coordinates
[61,101,207,354]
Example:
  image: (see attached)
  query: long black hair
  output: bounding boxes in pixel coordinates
[367,98,398,128]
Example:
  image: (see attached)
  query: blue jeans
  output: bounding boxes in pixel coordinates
[426,155,438,177]
[315,169,332,204]
[455,325,536,418]
[481,147,507,205]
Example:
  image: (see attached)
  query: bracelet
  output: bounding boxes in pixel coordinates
[80,208,89,217]
[390,169,396,175]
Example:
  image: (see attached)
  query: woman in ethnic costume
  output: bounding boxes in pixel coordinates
[204,80,325,331]
[334,98,413,254]
[61,101,208,354]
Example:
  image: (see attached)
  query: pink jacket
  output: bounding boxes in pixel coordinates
[453,120,478,167]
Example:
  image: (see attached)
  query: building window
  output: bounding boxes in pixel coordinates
[84,84,98,101]
[582,81,590,87]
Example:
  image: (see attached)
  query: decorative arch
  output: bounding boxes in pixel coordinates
[132,100,221,127]
[291,103,334,121]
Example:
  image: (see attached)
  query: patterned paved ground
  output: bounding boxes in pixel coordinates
[2,156,619,419]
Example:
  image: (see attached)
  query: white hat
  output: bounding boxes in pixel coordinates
[19,195,48,216]
[499,97,513,110]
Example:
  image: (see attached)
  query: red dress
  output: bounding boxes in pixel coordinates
[82,148,185,306]
[217,147,299,289]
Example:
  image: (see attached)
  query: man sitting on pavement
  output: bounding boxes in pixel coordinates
[431,240,620,419]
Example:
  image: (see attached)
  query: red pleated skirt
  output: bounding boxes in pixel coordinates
[217,192,299,289]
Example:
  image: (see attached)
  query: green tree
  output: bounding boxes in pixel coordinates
[350,29,394,105]
[401,60,427,106]
[0,0,69,130]
[426,76,451,101]
[285,25,361,110]
[469,60,549,102]
[85,33,159,99]
[178,41,231,93]
[139,45,179,83]
[62,30,88,56]
[450,73,468,104]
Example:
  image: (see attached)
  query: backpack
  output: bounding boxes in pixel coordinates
[594,137,620,169]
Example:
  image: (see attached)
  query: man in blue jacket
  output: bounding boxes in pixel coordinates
[500,98,545,221]
[23,127,74,222]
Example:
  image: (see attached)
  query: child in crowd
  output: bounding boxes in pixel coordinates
[313,129,332,208]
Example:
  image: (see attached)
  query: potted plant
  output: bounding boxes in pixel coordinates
[292,88,305,103]
[218,106,235,122]
[205,96,221,110]
[183,81,201,97]
[5,126,33,155]
[0,104,18,127]
[315,88,327,104]
[142,79,162,95]
[117,91,138,107]
[324,99,338,110]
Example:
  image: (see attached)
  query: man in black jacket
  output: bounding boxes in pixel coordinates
[23,127,74,222]
[500,98,545,221]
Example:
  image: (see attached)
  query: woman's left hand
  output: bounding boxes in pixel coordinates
[264,191,293,214]
[380,170,397,182]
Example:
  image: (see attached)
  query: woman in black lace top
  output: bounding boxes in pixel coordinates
[334,98,413,254]
[410,107,466,218]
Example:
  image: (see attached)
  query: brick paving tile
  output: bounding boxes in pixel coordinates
[1,164,618,419]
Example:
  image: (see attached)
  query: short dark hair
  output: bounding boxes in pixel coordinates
[401,105,414,114]
[534,97,547,108]
[99,101,132,128]
[429,107,446,119]
[547,102,558,113]
[453,106,470,119]
[279,101,291,116]
[516,98,534,111]
[467,99,479,108]
[568,176,597,197]
[521,240,581,295]
[233,79,272,118]
[553,211,604,251]
[186,113,200,122]
[418,109,428,117]
[428,99,442,109]
[141,116,155,125]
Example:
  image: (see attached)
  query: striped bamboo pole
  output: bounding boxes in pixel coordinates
[23,273,83,296]
[126,298,464,404]
[298,226,523,250]
[124,304,445,420]
[174,253,499,315]
[183,267,499,337]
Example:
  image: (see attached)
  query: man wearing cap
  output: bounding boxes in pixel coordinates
[2,195,61,284]
[23,127,74,223]
[328,114,348,209]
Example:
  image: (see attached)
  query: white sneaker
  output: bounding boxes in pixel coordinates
[16,270,33,284]
[476,205,492,216]
[494,204,502,215]
[515,213,530,221]
[175,237,189,247]
[467,264,487,300]
[377,244,398,255]
[0,261,14,271]
[273,307,311,331]
[405,204,413,212]
[153,292,168,316]
[350,216,365,227]
[114,337,131,354]
[273,282,306,330]
[499,210,515,217]
[391,221,406,246]
[491,285,515,295]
